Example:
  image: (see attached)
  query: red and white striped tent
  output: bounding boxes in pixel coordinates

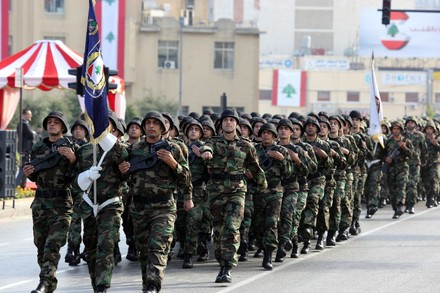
[0,40,125,129]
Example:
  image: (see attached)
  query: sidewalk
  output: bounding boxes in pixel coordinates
[0,197,33,220]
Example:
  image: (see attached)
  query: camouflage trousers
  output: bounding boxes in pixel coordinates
[387,162,409,211]
[239,191,254,245]
[253,191,283,251]
[380,172,390,203]
[339,172,353,232]
[174,195,187,250]
[317,179,335,233]
[364,167,382,208]
[32,202,72,292]
[406,163,420,207]
[278,190,296,245]
[423,163,440,204]
[301,177,326,238]
[130,200,176,291]
[67,192,82,249]
[330,178,346,232]
[352,168,367,222]
[184,187,209,255]
[122,194,136,246]
[80,201,123,291]
[291,190,307,238]
[209,192,245,267]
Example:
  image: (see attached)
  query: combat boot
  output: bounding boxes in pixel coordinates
[126,244,139,261]
[326,230,337,246]
[315,232,325,250]
[64,246,74,264]
[274,244,286,262]
[238,241,248,262]
[68,247,81,266]
[222,266,232,283]
[114,243,122,265]
[182,253,193,268]
[31,280,50,293]
[143,283,158,293]
[336,229,349,242]
[300,240,310,254]
[290,236,300,258]
[392,205,403,219]
[253,248,263,258]
[262,249,274,270]
[215,266,225,283]
[80,247,88,262]
[96,285,107,293]
[366,206,377,218]
[349,222,358,236]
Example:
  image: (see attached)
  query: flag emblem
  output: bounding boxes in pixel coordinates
[85,52,105,95]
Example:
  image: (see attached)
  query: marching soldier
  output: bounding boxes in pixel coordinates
[422,120,440,208]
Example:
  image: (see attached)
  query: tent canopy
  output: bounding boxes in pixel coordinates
[0,40,83,91]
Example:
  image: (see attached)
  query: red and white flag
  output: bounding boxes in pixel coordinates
[95,0,125,77]
[368,53,384,148]
[272,69,306,107]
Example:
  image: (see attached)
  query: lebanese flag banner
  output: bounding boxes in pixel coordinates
[0,0,9,59]
[272,69,306,107]
[95,0,125,78]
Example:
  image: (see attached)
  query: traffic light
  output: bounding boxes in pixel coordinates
[0,130,16,198]
[382,0,391,25]
[104,66,118,91]
[68,66,84,96]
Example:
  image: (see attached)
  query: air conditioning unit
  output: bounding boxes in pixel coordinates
[164,60,175,69]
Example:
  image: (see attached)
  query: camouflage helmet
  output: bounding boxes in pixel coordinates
[318,117,331,129]
[126,117,144,134]
[342,114,353,127]
[142,111,167,132]
[43,111,69,134]
[303,117,321,132]
[405,116,418,126]
[220,108,240,124]
[162,112,180,135]
[391,120,404,131]
[423,120,437,133]
[200,117,216,135]
[258,122,278,138]
[289,117,304,134]
[70,119,89,137]
[349,110,363,120]
[328,115,343,129]
[277,118,294,132]
[239,118,253,133]
[184,118,203,137]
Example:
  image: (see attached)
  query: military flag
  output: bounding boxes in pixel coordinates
[82,0,111,144]
[368,53,384,148]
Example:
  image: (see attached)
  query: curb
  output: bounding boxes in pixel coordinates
[0,197,34,220]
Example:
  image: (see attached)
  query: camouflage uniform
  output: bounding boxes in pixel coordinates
[382,123,415,218]
[201,133,267,268]
[75,141,128,291]
[127,137,191,291]
[422,121,440,207]
[404,117,427,212]
[28,112,77,293]
[253,126,293,268]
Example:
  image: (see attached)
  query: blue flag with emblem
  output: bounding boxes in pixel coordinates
[82,0,111,144]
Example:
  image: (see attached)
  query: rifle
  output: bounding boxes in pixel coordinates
[127,140,171,174]
[259,145,276,171]
[188,140,203,165]
[381,146,400,174]
[26,137,74,173]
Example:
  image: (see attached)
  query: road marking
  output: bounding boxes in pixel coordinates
[0,280,32,290]
[0,243,9,246]
[217,207,434,293]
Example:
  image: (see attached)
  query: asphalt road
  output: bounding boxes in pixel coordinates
[1,201,440,293]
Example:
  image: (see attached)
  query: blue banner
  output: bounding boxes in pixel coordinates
[82,0,110,144]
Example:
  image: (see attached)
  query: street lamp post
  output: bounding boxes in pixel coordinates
[178,16,184,115]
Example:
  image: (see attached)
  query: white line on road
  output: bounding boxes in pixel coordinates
[217,207,434,293]
[0,280,32,291]
[0,243,9,246]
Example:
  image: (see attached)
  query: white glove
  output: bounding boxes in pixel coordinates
[77,166,102,191]
[99,133,117,152]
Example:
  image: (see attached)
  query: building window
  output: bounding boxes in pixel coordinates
[44,36,66,43]
[45,0,64,14]
[405,92,418,103]
[158,41,178,69]
[435,93,440,104]
[259,89,272,100]
[317,91,330,102]
[380,92,389,102]
[346,91,359,102]
[214,42,234,69]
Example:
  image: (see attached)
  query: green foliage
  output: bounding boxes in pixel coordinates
[125,90,179,121]
[426,104,435,119]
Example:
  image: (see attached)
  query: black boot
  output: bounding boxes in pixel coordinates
[215,266,225,283]
[143,282,158,293]
[315,232,325,250]
[392,204,404,219]
[31,280,50,293]
[80,247,88,262]
[349,222,358,236]
[182,253,193,269]
[366,206,377,218]
[114,243,122,265]
[290,236,300,258]
[65,246,74,264]
[96,285,107,293]
[222,266,232,283]
[126,244,139,261]
[177,244,185,259]
[262,249,273,270]
[253,248,263,258]
[68,247,81,266]
[300,240,310,254]
[238,241,248,262]
[336,229,349,242]
[326,230,337,246]
[274,244,286,262]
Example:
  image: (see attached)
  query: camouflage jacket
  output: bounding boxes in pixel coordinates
[201,135,267,194]
[404,130,427,165]
[381,136,414,167]
[127,139,192,201]
[187,140,209,187]
[304,137,333,179]
[324,137,348,174]
[74,141,128,204]
[255,143,293,193]
[29,137,78,208]
[294,140,318,188]
[424,135,440,166]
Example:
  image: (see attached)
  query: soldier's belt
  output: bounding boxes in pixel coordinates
[36,189,71,198]
[308,172,324,180]
[192,178,205,187]
[133,193,174,205]
[211,174,244,181]
[268,181,281,189]
[298,177,308,185]
[282,176,298,185]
